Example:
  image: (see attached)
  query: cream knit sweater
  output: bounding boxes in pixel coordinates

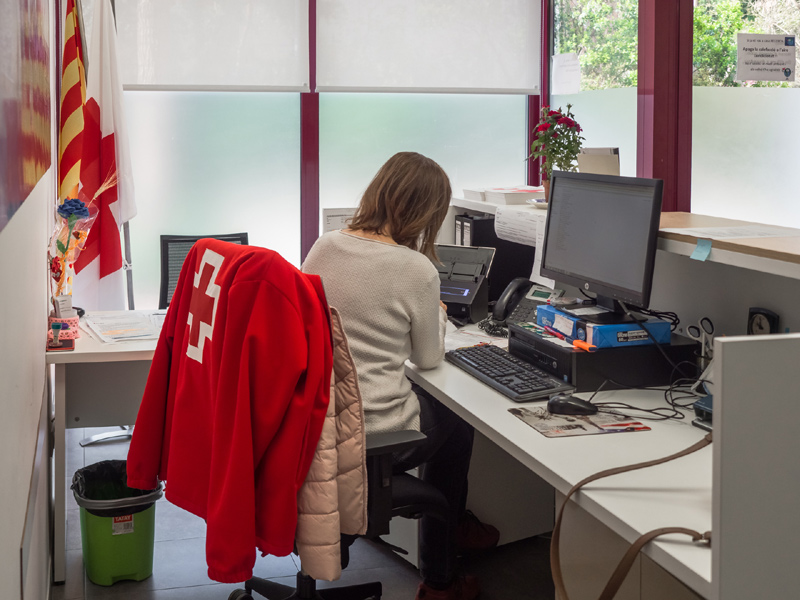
[303,230,447,434]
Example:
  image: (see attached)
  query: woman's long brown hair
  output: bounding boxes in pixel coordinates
[348,152,452,260]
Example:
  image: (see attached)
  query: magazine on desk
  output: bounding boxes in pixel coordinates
[509,406,651,438]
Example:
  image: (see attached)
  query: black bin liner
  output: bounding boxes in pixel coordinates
[71,460,163,518]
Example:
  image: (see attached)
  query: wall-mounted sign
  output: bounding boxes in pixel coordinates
[737,33,796,82]
[551,53,581,96]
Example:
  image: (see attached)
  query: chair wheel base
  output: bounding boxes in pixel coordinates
[228,590,254,600]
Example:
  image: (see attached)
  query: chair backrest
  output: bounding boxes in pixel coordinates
[158,233,249,309]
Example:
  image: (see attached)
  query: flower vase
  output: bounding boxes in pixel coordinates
[543,179,550,203]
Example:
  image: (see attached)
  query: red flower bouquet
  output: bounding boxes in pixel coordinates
[530,104,584,181]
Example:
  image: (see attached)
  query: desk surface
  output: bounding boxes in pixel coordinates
[406,358,712,598]
[45,311,159,365]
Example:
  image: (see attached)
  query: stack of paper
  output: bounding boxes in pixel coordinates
[462,188,486,202]
[484,186,545,205]
[83,312,161,343]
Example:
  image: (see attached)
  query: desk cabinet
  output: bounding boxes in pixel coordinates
[63,361,150,427]
[558,491,702,600]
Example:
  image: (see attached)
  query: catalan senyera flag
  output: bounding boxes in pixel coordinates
[58,0,86,201]
[71,0,136,311]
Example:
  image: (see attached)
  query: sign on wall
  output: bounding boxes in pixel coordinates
[737,33,796,83]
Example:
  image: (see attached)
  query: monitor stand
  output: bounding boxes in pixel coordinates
[566,297,638,325]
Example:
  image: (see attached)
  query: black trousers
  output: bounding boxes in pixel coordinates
[392,383,475,587]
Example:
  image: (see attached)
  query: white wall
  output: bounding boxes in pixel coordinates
[0,173,52,599]
[0,0,56,595]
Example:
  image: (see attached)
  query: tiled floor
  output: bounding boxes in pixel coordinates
[53,427,555,600]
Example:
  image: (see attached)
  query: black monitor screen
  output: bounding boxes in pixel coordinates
[540,171,663,323]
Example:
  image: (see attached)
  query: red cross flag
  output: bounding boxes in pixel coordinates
[71,0,136,310]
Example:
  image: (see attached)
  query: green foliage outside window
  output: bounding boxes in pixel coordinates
[554,0,638,90]
[693,0,746,86]
[553,0,799,90]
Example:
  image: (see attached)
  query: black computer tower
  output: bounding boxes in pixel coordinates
[454,214,536,302]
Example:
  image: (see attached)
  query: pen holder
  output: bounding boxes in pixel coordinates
[48,313,80,341]
[694,349,711,374]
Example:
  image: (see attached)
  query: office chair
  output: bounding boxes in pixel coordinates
[229,430,451,600]
[159,233,249,309]
[79,233,249,448]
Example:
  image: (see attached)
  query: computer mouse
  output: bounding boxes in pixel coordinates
[547,393,598,416]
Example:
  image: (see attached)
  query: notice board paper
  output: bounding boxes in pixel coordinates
[494,206,540,246]
[323,208,356,233]
[494,207,555,287]
[737,33,796,82]
[551,53,581,95]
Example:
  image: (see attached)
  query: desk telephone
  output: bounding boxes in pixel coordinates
[493,278,564,325]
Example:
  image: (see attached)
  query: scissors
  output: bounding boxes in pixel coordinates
[687,317,714,359]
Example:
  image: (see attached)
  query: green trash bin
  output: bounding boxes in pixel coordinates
[71,460,163,586]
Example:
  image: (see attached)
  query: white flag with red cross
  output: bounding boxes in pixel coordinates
[72,0,136,310]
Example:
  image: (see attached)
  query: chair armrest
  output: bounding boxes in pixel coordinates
[364,429,426,538]
[365,430,427,457]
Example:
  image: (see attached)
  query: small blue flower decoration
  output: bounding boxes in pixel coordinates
[57,198,90,220]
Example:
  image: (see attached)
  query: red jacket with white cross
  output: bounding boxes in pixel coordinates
[127,239,332,584]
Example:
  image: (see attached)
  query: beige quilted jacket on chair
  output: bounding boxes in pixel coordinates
[295,307,369,581]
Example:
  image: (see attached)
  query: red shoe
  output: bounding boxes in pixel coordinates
[415,575,480,600]
[456,510,500,552]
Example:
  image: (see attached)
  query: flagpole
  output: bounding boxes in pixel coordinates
[104,0,135,310]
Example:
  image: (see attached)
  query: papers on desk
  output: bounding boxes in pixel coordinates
[149,311,167,331]
[445,329,508,352]
[509,406,650,438]
[83,313,162,343]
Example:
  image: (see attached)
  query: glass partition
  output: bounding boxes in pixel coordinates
[692,87,800,226]
[692,0,800,226]
[124,91,301,309]
[319,93,527,212]
[550,89,637,177]
[550,0,638,177]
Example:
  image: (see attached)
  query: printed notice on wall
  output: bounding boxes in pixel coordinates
[737,33,796,82]
[551,53,581,95]
[494,206,539,247]
[493,207,555,287]
[322,208,357,233]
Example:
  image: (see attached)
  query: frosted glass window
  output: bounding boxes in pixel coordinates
[124,91,301,309]
[692,87,800,227]
[551,89,638,177]
[114,0,309,90]
[317,1,540,93]
[319,93,527,214]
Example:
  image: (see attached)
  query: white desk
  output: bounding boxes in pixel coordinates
[47,314,712,595]
[406,359,712,599]
[46,313,157,583]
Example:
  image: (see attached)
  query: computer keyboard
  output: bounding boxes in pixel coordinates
[445,344,574,402]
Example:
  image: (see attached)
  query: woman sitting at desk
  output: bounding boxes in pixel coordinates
[303,152,497,600]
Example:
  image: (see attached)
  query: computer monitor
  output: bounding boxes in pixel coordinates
[540,171,663,324]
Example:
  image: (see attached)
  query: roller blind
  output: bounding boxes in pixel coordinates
[316,0,541,93]
[114,0,309,91]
